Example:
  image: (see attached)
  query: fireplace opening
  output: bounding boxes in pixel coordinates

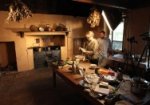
[0,42,17,73]
[33,46,61,69]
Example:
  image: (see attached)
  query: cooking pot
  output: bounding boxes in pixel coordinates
[131,77,150,96]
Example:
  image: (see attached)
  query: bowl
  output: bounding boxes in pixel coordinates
[89,64,97,69]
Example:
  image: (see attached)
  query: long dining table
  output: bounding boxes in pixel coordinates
[51,61,105,105]
[51,61,145,105]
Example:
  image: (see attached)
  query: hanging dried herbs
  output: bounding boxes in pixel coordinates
[6,0,32,23]
[87,8,101,28]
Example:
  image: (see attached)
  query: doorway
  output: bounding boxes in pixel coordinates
[0,42,17,72]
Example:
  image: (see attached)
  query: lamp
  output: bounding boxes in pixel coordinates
[6,0,32,23]
[87,8,101,28]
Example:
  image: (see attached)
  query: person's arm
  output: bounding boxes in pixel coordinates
[79,40,94,55]
[84,40,99,55]
[84,50,94,55]
[79,47,93,55]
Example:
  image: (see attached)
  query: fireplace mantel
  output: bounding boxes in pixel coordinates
[24,31,68,36]
[7,28,69,37]
[18,31,69,37]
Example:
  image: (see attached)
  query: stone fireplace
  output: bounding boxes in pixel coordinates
[0,42,17,72]
[23,31,67,70]
[33,46,61,69]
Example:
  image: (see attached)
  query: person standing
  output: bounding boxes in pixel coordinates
[79,31,100,64]
[97,30,112,67]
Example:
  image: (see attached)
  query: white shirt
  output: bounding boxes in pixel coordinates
[97,38,111,58]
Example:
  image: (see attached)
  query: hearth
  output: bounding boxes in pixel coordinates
[33,46,61,69]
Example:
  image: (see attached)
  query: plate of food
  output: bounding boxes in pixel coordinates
[103,75,117,81]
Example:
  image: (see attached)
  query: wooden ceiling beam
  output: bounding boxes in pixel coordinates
[73,0,128,10]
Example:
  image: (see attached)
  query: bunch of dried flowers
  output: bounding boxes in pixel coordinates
[6,0,32,23]
[87,8,101,28]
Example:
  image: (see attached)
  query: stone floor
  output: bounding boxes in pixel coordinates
[0,68,92,105]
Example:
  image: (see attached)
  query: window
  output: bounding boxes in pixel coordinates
[102,10,124,51]
[112,22,124,50]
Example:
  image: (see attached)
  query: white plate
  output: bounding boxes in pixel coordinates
[115,100,133,105]
[89,64,97,69]
[103,75,116,81]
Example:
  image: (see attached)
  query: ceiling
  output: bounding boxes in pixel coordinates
[0,0,149,29]
[0,0,149,17]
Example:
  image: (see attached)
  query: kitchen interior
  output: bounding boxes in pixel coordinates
[0,0,150,105]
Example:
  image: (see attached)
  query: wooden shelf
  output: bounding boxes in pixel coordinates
[17,31,69,37]
[8,28,69,37]
[24,31,69,36]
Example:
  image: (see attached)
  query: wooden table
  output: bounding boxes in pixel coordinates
[51,62,104,105]
[51,61,147,105]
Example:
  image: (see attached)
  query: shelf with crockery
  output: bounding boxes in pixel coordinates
[23,31,69,36]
